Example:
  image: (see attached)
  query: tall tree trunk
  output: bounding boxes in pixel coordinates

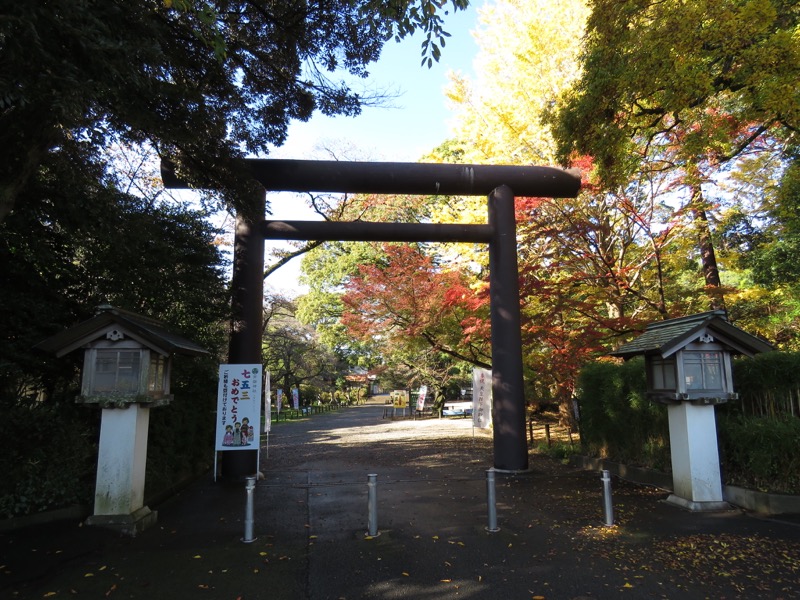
[689,184,726,312]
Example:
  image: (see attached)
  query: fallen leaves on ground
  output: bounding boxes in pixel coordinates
[580,529,800,596]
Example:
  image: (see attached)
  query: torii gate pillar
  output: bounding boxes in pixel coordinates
[221,188,265,480]
[489,185,528,471]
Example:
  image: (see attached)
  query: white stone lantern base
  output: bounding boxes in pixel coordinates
[87,403,157,534]
[666,402,730,512]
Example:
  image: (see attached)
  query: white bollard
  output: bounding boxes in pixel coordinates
[242,476,257,543]
[486,468,500,532]
[367,473,379,537]
[601,470,614,526]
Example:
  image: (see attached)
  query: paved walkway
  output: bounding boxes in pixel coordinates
[3,398,800,599]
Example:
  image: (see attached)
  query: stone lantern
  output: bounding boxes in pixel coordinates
[36,305,208,534]
[611,311,772,511]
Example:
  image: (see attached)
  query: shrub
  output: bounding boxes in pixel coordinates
[144,357,217,499]
[575,358,671,470]
[717,414,800,494]
[0,399,97,517]
[731,352,800,417]
[577,354,800,493]
[533,441,580,462]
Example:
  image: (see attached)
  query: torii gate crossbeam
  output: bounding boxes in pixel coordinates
[162,159,581,474]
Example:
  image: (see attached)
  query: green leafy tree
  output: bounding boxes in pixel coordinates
[725,151,800,348]
[748,157,800,287]
[0,140,228,396]
[1,0,469,221]
[262,294,344,400]
[553,0,800,186]
[551,0,800,311]
[296,240,387,364]
[294,186,441,359]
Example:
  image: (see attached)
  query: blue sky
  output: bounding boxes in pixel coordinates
[273,4,481,163]
[263,3,483,295]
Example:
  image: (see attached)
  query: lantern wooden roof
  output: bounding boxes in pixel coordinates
[35,305,209,358]
[610,311,773,360]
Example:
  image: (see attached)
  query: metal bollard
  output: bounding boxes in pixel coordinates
[486,468,500,532]
[601,470,614,526]
[366,473,379,537]
[242,476,257,543]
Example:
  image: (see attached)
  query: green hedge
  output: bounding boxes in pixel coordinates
[575,357,671,471]
[731,352,800,417]
[0,399,98,518]
[717,415,800,493]
[144,357,218,499]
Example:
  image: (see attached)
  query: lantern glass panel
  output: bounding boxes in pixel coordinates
[93,350,141,393]
[684,351,724,391]
[148,353,167,395]
[650,357,677,390]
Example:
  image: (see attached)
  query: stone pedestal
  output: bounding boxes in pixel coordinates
[86,404,157,534]
[666,402,729,511]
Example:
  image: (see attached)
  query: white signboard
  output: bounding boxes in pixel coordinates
[215,364,262,451]
[416,385,428,411]
[472,368,492,429]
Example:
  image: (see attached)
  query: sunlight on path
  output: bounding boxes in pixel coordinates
[307,416,490,446]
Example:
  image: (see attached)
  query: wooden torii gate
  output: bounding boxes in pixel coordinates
[162,159,581,475]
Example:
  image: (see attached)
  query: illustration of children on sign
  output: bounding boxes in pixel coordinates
[242,417,254,444]
[222,419,253,446]
[222,424,233,446]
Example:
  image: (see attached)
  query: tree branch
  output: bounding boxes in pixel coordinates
[263,240,324,280]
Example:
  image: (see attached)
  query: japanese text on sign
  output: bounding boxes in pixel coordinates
[216,364,262,452]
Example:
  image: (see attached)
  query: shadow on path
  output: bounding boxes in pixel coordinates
[3,398,800,599]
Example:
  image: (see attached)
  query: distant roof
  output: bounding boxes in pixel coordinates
[610,310,773,360]
[35,305,209,358]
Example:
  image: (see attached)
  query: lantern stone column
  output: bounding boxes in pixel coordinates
[666,403,728,511]
[87,403,156,532]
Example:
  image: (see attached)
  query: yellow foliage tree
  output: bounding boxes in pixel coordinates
[444,0,589,166]
[426,0,590,284]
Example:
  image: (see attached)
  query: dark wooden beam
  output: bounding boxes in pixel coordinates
[162,159,581,199]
